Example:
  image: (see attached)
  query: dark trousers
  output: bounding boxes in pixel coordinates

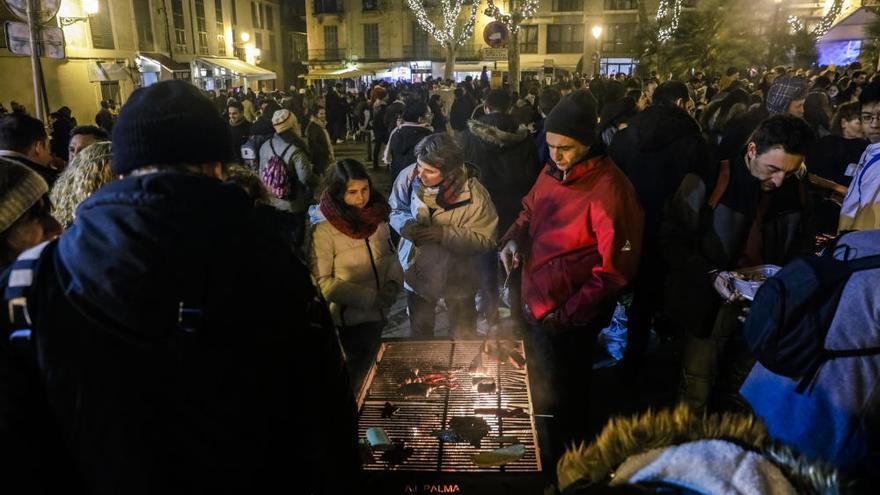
[477,252,500,324]
[623,255,666,370]
[526,323,601,466]
[407,291,477,339]
[338,321,384,394]
[372,138,385,169]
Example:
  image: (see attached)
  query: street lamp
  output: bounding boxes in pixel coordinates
[241,32,251,43]
[59,0,100,26]
[591,25,603,77]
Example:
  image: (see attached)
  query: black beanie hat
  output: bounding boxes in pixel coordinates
[543,90,598,146]
[111,80,234,175]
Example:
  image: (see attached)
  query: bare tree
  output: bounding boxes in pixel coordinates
[407,0,479,80]
[483,0,539,93]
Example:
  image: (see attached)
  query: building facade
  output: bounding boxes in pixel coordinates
[0,0,292,126]
[303,0,674,81]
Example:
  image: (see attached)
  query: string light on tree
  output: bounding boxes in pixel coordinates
[484,0,539,34]
[406,0,478,48]
[786,15,804,32]
[656,0,683,43]
[813,0,843,37]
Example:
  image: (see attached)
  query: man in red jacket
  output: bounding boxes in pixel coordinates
[499,90,644,464]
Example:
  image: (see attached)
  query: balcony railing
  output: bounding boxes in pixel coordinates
[313,0,343,14]
[309,48,348,60]
[601,40,637,55]
[402,44,481,60]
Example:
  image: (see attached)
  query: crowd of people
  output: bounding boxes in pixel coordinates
[0,58,878,494]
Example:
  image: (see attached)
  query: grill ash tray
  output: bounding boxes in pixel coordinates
[356,340,544,494]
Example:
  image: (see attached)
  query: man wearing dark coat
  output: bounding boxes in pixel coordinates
[0,81,360,494]
[458,89,541,325]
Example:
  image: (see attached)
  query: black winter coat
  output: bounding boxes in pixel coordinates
[384,101,406,131]
[806,134,868,187]
[0,173,360,494]
[449,96,475,131]
[306,119,333,175]
[661,158,815,337]
[805,135,868,234]
[229,119,252,161]
[609,104,711,243]
[387,124,433,179]
[457,113,541,233]
[717,105,769,161]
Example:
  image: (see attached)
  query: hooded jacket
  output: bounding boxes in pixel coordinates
[557,405,840,495]
[457,113,542,233]
[389,163,498,299]
[308,205,403,327]
[741,230,880,486]
[0,172,360,494]
[501,153,644,327]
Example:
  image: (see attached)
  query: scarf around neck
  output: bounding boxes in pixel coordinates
[411,164,471,210]
[319,191,390,240]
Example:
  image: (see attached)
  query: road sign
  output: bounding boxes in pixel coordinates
[483,21,509,48]
[3,0,60,24]
[482,47,508,61]
[5,21,65,59]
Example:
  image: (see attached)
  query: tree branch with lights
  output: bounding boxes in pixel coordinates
[406,0,479,80]
[656,0,683,43]
[483,0,539,92]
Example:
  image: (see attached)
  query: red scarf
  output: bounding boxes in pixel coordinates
[409,165,471,210]
[319,191,390,240]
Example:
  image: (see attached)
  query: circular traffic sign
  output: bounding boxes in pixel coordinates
[483,21,509,48]
[3,0,61,24]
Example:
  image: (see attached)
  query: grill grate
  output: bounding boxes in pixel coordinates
[357,340,542,473]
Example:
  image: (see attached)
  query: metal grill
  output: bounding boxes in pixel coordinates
[357,340,542,474]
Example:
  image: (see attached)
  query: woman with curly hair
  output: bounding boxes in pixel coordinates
[50,141,113,228]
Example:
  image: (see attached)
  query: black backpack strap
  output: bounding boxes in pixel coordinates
[5,241,52,346]
[270,138,294,160]
[845,253,880,272]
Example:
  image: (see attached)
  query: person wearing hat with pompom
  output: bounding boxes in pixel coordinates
[0,157,61,268]
[0,80,359,494]
[499,90,644,466]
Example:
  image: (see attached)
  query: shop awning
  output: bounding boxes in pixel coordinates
[819,7,880,42]
[138,52,190,73]
[300,66,377,80]
[195,56,276,80]
[88,61,130,82]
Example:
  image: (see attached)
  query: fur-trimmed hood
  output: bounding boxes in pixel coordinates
[557,405,839,495]
[466,113,530,147]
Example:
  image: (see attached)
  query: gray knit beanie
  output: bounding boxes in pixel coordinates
[0,157,49,233]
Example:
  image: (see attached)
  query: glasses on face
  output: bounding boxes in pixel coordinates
[860,113,880,124]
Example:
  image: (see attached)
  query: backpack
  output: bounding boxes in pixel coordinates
[241,133,270,173]
[261,138,295,200]
[743,237,880,392]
